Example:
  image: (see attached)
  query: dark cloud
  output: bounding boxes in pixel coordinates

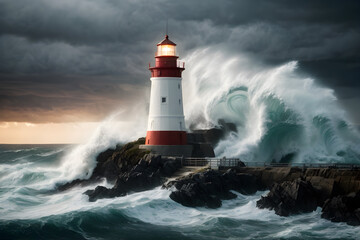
[0,73,148,123]
[0,0,359,123]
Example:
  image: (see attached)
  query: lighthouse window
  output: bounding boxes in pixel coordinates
[178,84,180,89]
[161,97,167,103]
[179,99,181,105]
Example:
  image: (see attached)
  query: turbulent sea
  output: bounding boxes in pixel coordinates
[0,145,360,240]
[1,49,360,239]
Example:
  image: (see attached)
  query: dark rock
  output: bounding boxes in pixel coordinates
[91,148,118,182]
[111,138,148,172]
[237,161,246,167]
[167,169,258,208]
[222,169,257,195]
[56,138,148,191]
[84,186,123,202]
[256,179,319,216]
[146,154,162,168]
[169,182,222,208]
[84,154,182,201]
[161,159,181,177]
[321,191,360,226]
[56,178,94,192]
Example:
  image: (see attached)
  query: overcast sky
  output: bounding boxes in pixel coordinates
[0,0,359,128]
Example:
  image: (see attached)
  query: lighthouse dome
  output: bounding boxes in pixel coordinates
[157,35,176,46]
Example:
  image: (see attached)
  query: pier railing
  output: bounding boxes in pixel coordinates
[183,158,209,167]
[183,158,360,170]
[183,158,243,169]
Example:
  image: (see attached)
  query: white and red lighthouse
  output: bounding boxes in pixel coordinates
[140,35,192,156]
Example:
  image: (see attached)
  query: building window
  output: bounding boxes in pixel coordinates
[178,84,180,89]
[161,97,166,103]
[179,99,181,105]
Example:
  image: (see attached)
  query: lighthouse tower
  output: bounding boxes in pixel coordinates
[140,35,192,157]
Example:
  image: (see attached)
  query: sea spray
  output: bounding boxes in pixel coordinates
[55,108,147,184]
[46,46,360,186]
[182,47,360,163]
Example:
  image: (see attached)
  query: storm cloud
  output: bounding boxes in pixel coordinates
[0,0,359,123]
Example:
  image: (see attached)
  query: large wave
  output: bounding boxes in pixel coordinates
[54,47,360,183]
[183,48,360,163]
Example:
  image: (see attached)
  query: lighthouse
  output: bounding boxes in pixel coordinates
[140,34,192,157]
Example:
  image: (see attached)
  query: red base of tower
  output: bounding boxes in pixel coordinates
[145,131,187,145]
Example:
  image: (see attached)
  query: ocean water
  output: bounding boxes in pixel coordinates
[0,145,359,240]
[1,48,360,239]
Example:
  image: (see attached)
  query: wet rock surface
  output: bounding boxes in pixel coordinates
[56,138,149,191]
[166,169,258,208]
[256,178,319,216]
[85,154,182,201]
[321,191,360,226]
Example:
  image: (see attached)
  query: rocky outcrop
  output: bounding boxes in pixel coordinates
[236,167,360,199]
[56,138,149,191]
[55,136,360,226]
[166,169,258,208]
[252,169,360,226]
[321,191,360,226]
[256,179,319,216]
[85,154,182,201]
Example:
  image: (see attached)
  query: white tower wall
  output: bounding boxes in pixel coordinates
[147,77,185,131]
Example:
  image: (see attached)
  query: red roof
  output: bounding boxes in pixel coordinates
[157,35,176,46]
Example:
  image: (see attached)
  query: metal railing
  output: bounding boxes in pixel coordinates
[183,158,209,167]
[183,158,243,169]
[177,60,185,68]
[183,158,360,170]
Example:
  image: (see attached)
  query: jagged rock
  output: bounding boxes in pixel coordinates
[84,154,182,201]
[90,148,118,182]
[161,159,182,177]
[84,186,122,202]
[167,169,258,208]
[256,179,319,216]
[170,182,223,208]
[222,169,257,195]
[111,138,149,172]
[305,176,339,206]
[321,191,360,226]
[56,138,148,191]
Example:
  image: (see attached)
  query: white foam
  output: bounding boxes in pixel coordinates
[182,47,360,163]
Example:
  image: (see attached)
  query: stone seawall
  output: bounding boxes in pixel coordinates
[235,167,360,196]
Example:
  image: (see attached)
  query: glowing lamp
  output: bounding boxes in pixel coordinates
[157,44,176,56]
[156,35,177,56]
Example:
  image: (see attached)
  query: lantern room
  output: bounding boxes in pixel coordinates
[156,35,176,56]
[150,34,184,78]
